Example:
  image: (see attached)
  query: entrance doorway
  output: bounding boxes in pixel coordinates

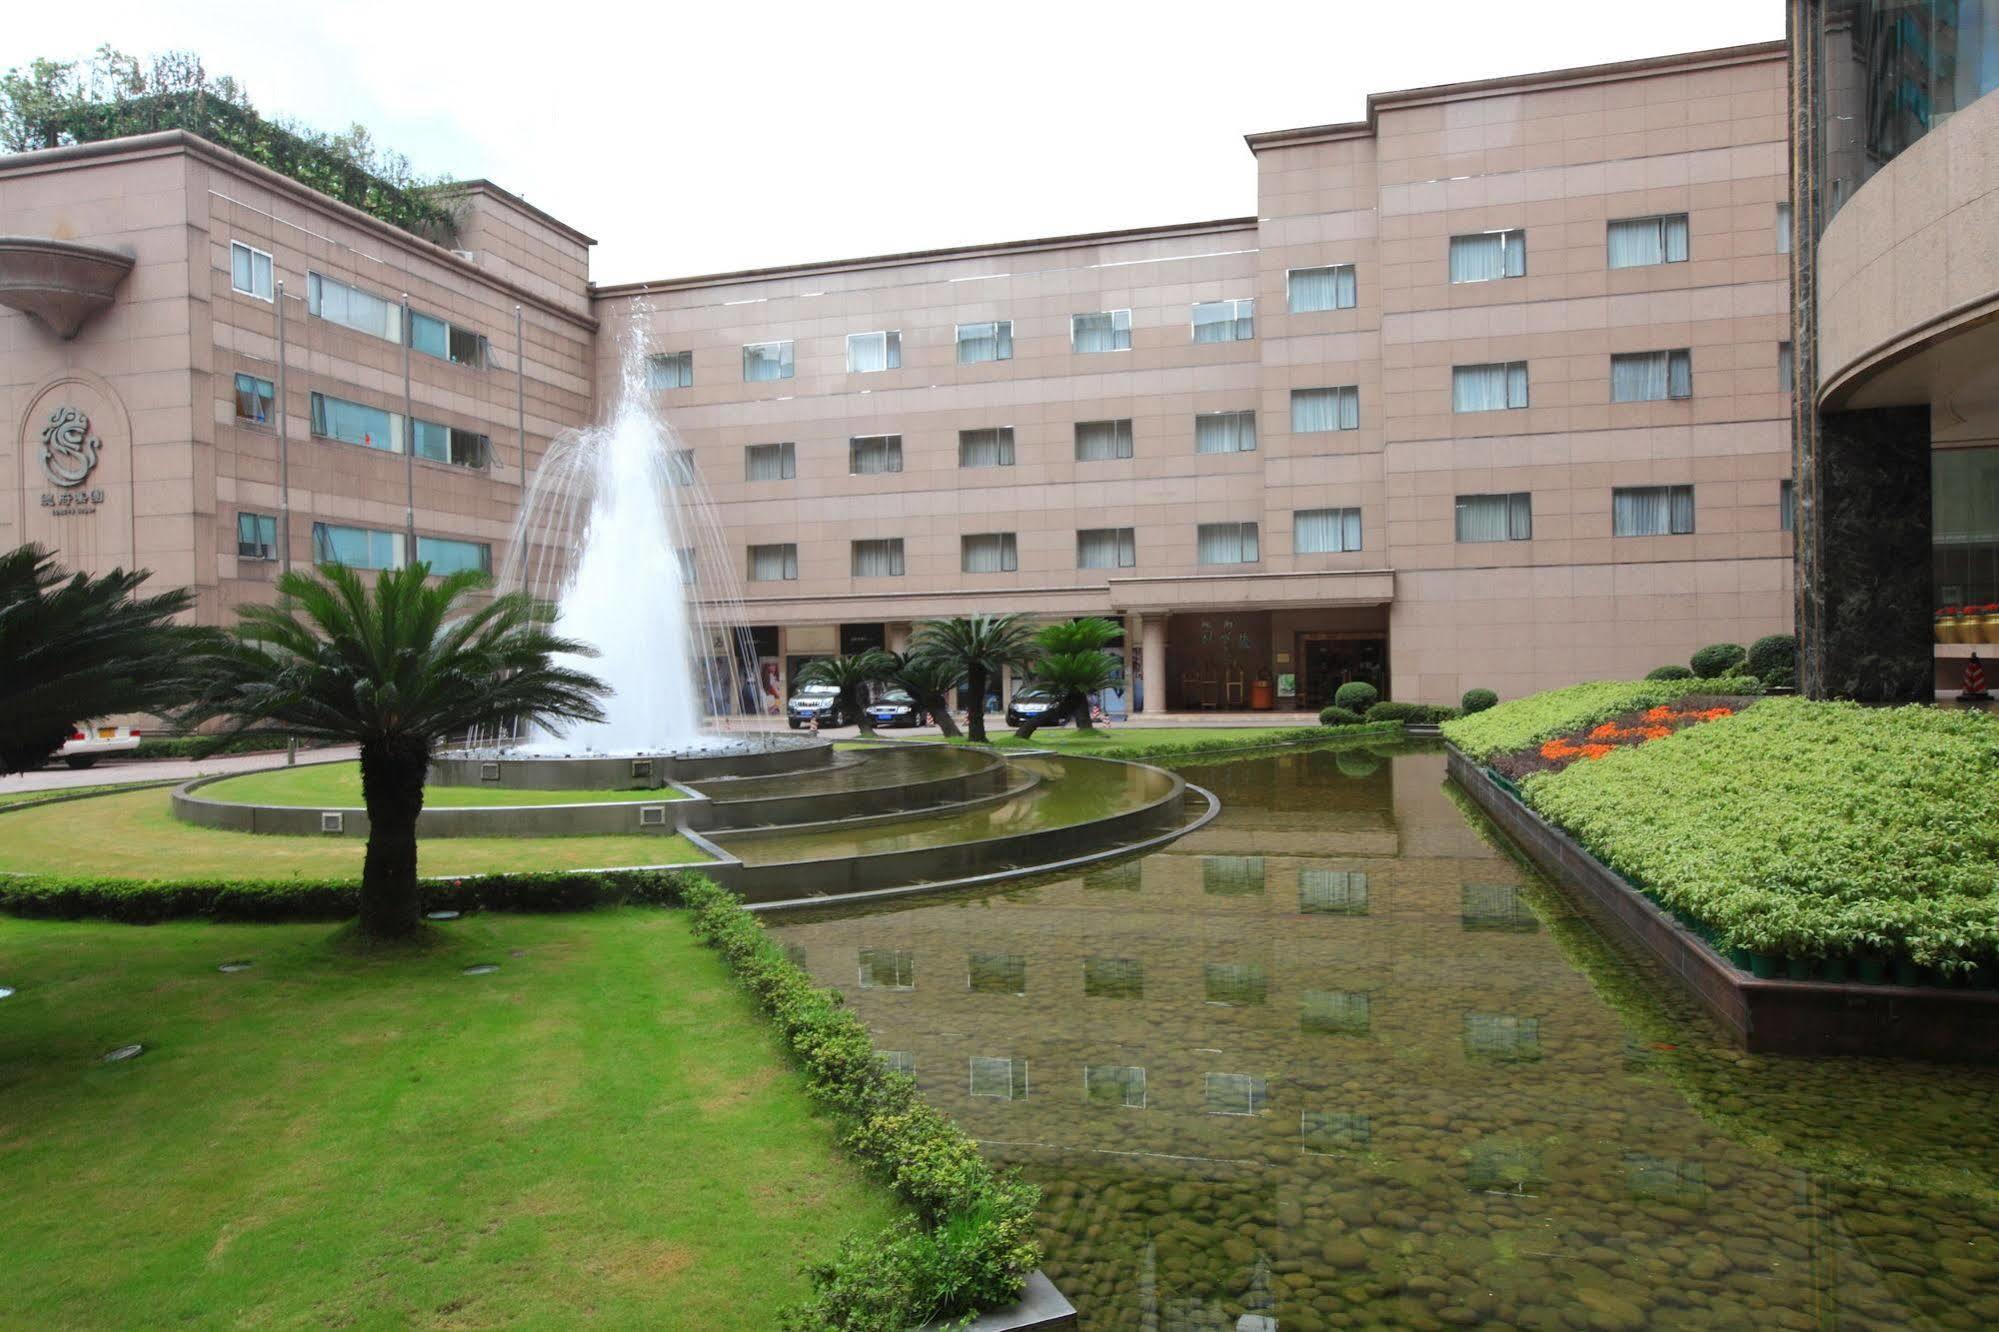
[1298,634,1388,710]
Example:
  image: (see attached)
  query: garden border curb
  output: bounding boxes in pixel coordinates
[1447,744,1999,1061]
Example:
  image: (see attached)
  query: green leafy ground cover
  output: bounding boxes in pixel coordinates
[201,761,686,807]
[1441,676,1765,761]
[1498,696,1999,970]
[0,909,901,1326]
[0,789,705,879]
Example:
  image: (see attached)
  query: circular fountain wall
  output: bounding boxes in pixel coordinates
[429,733,832,790]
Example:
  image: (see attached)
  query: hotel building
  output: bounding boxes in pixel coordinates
[1,41,1802,711]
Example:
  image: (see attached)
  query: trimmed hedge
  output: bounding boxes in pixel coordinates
[1365,701,1461,725]
[1440,676,1767,762]
[1461,688,1498,715]
[1691,643,1747,679]
[1645,665,1695,681]
[1746,634,1797,689]
[681,876,1040,1330]
[1317,705,1364,726]
[1333,681,1380,712]
[130,734,324,761]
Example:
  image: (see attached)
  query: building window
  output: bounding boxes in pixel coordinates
[1295,507,1363,554]
[1449,229,1527,282]
[1610,350,1693,402]
[1288,264,1357,312]
[1462,882,1539,932]
[962,532,1018,574]
[1613,485,1696,536]
[1077,527,1136,570]
[233,372,275,425]
[1302,990,1372,1037]
[1456,493,1533,543]
[967,952,1026,996]
[1195,410,1257,454]
[746,442,795,481]
[743,340,794,382]
[1934,447,1999,608]
[1074,418,1134,461]
[1299,868,1368,914]
[229,241,273,301]
[956,320,1013,363]
[1083,956,1143,998]
[749,542,799,582]
[1198,521,1259,565]
[1452,362,1529,412]
[417,536,492,575]
[1465,1013,1542,1062]
[1192,298,1254,343]
[1203,854,1266,896]
[236,511,277,560]
[411,419,489,469]
[849,434,903,475]
[852,538,905,578]
[1779,342,1795,394]
[646,351,693,390]
[1607,213,1691,268]
[846,330,901,373]
[309,392,402,453]
[661,449,697,487]
[969,1056,1029,1100]
[410,311,487,367]
[958,427,1015,468]
[1291,386,1359,433]
[1777,202,1793,254]
[1084,1064,1147,1108]
[310,522,403,570]
[306,271,402,341]
[879,1050,915,1077]
[1781,479,1795,533]
[1205,962,1268,1005]
[1302,1110,1372,1155]
[857,947,913,990]
[1204,1072,1267,1116]
[1071,309,1131,353]
[677,546,697,586]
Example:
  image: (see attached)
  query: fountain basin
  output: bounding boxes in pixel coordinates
[429,733,831,789]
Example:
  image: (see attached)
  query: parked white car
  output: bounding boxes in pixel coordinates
[56,722,143,769]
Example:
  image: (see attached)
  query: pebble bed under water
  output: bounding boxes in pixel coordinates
[771,743,1999,1330]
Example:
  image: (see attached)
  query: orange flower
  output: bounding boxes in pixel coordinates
[1581,743,1616,760]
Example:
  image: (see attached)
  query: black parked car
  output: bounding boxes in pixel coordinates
[1005,685,1069,728]
[787,683,851,729]
[864,688,927,729]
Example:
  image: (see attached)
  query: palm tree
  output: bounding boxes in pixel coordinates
[908,613,1036,744]
[887,652,965,739]
[1014,617,1124,740]
[180,562,606,939]
[796,651,895,735]
[0,543,214,775]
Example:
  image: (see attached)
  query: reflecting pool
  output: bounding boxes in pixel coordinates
[771,744,1999,1331]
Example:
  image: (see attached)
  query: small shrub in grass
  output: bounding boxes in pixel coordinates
[1333,681,1379,712]
[1318,705,1364,726]
[1747,634,1798,688]
[1646,665,1694,681]
[1690,643,1747,678]
[1461,688,1498,715]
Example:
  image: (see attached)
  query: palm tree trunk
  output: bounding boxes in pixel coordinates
[965,665,990,743]
[1073,692,1096,730]
[931,702,962,739]
[358,737,429,938]
[848,686,876,736]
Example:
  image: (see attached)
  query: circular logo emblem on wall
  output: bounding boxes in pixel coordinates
[40,405,102,488]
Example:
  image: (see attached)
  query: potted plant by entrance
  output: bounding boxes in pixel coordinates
[1937,607,1960,644]
[1979,603,1999,644]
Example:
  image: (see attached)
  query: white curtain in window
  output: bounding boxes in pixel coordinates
[665,449,697,485]
[958,428,1015,468]
[1668,351,1692,399]
[746,444,793,481]
[1611,352,1669,402]
[1453,364,1522,412]
[1291,388,1357,432]
[749,544,797,581]
[962,534,1016,573]
[1779,344,1795,393]
[1614,486,1694,536]
[1073,311,1129,352]
[1608,216,1689,268]
[1776,203,1793,254]
[1288,265,1357,312]
[1450,234,1504,282]
[957,321,1012,363]
[1192,300,1253,343]
[1197,523,1258,564]
[1077,528,1135,569]
[1671,485,1695,532]
[1507,492,1533,540]
[1456,495,1509,542]
[1295,508,1360,553]
[744,342,792,381]
[852,539,904,576]
[1075,420,1132,460]
[1195,412,1256,454]
[850,437,902,474]
[848,332,898,373]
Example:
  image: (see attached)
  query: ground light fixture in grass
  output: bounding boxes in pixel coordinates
[198,761,688,808]
[0,909,905,1326]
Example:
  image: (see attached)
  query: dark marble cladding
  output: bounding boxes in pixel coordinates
[428,738,832,789]
[1448,746,1999,1062]
[1805,405,1934,701]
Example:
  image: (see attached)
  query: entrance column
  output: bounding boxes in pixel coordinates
[1123,614,1141,718]
[886,621,911,655]
[1141,614,1166,714]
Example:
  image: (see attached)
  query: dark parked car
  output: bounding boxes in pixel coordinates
[787,683,851,729]
[864,688,927,729]
[1005,686,1069,728]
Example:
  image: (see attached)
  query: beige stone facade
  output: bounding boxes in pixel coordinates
[2,42,1797,709]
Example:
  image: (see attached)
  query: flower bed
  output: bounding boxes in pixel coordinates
[1440,675,1764,763]
[1491,698,1744,780]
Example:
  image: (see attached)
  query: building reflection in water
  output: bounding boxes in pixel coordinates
[772,746,1999,1330]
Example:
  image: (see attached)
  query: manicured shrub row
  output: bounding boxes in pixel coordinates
[129,734,321,760]
[1067,724,1399,757]
[1519,699,1999,973]
[1440,676,1766,762]
[1746,633,1798,689]
[1690,642,1747,678]
[0,868,685,923]
[1645,664,1695,681]
[1461,688,1498,715]
[1366,701,1460,725]
[1317,705,1365,726]
[680,875,1040,1331]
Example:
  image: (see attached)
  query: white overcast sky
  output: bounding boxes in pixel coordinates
[6,1,1781,283]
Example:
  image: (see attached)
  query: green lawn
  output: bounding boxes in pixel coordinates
[201,761,687,808]
[0,910,901,1326]
[0,789,706,880]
